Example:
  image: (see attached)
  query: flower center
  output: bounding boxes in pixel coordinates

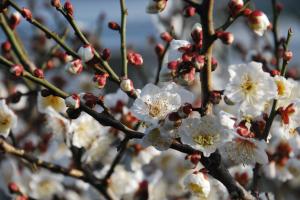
[43,95,64,111]
[149,104,161,117]
[276,80,285,96]
[188,183,204,195]
[240,74,256,94]
[0,113,11,130]
[193,135,214,147]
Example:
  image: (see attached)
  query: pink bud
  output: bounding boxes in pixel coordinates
[160,32,173,43]
[8,182,20,193]
[10,65,24,77]
[248,10,270,36]
[211,57,218,71]
[127,51,143,66]
[21,8,32,21]
[65,93,80,109]
[184,6,196,17]
[228,0,244,16]
[94,73,109,89]
[270,69,280,77]
[217,31,234,45]
[64,0,73,16]
[77,45,94,62]
[243,8,252,16]
[191,23,203,48]
[1,41,11,52]
[108,21,120,31]
[155,43,165,57]
[33,68,44,79]
[65,59,83,74]
[51,0,61,8]
[167,60,179,70]
[101,48,111,61]
[193,55,205,70]
[283,51,293,62]
[9,12,21,29]
[120,78,134,92]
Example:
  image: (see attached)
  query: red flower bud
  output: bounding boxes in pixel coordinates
[9,12,21,29]
[94,73,109,89]
[1,41,11,52]
[21,8,32,21]
[101,48,111,61]
[65,93,80,109]
[160,32,173,43]
[10,65,24,77]
[51,0,61,8]
[193,55,205,70]
[184,6,196,17]
[211,57,218,71]
[33,68,44,79]
[8,182,20,193]
[270,69,280,77]
[80,93,97,109]
[120,78,134,92]
[217,31,234,45]
[108,21,120,31]
[127,51,143,66]
[191,23,203,47]
[167,60,179,70]
[243,8,252,16]
[155,43,165,57]
[283,51,293,62]
[64,1,73,16]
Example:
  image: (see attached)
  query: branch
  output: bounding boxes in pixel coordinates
[120,0,128,77]
[155,42,170,84]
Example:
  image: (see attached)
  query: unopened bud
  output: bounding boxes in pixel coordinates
[184,6,196,17]
[77,45,94,63]
[94,73,109,89]
[243,8,252,16]
[217,31,234,45]
[270,69,280,77]
[21,8,32,21]
[191,23,203,48]
[228,0,244,16]
[8,182,20,193]
[64,0,73,16]
[65,93,80,109]
[193,55,205,70]
[1,41,11,52]
[248,10,271,36]
[10,65,24,77]
[101,48,111,61]
[283,51,293,62]
[147,0,168,14]
[167,60,179,70]
[160,32,173,43]
[80,93,97,109]
[211,57,218,71]
[127,51,143,66]
[33,68,44,79]
[108,21,120,31]
[9,12,21,29]
[178,103,193,118]
[120,78,134,92]
[51,0,61,8]
[155,43,165,57]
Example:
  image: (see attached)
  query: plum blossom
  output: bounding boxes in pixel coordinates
[183,172,211,199]
[248,10,271,36]
[180,114,232,157]
[131,82,194,125]
[37,92,66,113]
[0,100,17,138]
[224,62,277,117]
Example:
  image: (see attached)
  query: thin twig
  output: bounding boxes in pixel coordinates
[120,0,128,78]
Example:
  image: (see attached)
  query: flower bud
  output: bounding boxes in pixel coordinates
[80,93,97,109]
[178,103,193,118]
[94,73,109,89]
[211,57,218,71]
[228,0,244,16]
[65,59,83,74]
[270,69,280,77]
[77,45,94,63]
[283,51,293,62]
[33,68,44,79]
[216,31,234,45]
[64,0,73,16]
[127,51,143,66]
[63,53,73,63]
[9,12,21,29]
[184,6,196,17]
[155,43,165,57]
[65,93,80,109]
[248,10,271,36]
[243,8,252,16]
[1,41,11,52]
[191,23,203,48]
[147,0,167,14]
[108,21,120,31]
[160,32,173,43]
[120,78,134,92]
[10,65,24,77]
[101,48,111,61]
[193,55,205,70]
[167,60,179,71]
[8,182,20,193]
[21,8,32,21]
[51,0,61,8]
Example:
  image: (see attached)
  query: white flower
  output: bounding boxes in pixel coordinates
[77,45,94,62]
[45,107,71,142]
[37,92,66,113]
[263,161,293,182]
[183,173,210,199]
[180,114,231,157]
[70,113,103,148]
[270,100,300,139]
[131,82,194,125]
[142,126,173,151]
[0,100,17,138]
[224,62,277,117]
[274,76,294,100]
[248,10,270,36]
[29,170,64,200]
[224,134,268,165]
